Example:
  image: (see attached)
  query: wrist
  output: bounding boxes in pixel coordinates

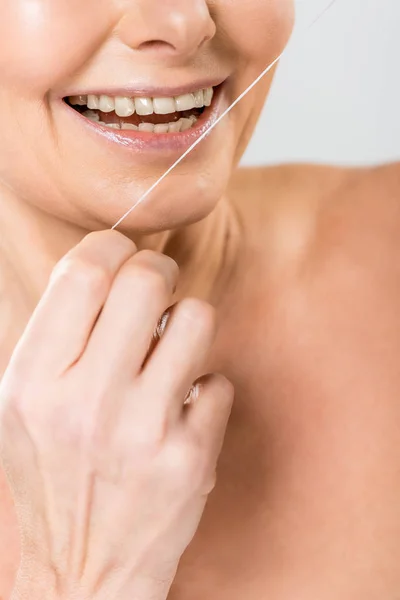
[11,563,59,600]
[11,560,177,600]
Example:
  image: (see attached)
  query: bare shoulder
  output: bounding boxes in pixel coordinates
[229,162,353,202]
[229,162,400,267]
[221,162,400,400]
[222,161,400,360]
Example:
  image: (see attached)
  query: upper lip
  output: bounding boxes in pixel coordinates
[61,77,227,99]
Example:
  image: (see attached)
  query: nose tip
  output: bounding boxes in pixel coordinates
[118,1,216,60]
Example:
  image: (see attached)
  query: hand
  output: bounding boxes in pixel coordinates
[0,231,233,600]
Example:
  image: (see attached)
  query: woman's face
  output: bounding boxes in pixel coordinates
[0,0,294,233]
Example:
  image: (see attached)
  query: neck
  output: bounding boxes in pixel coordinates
[0,185,242,311]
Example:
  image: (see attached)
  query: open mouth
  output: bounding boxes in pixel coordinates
[64,87,215,134]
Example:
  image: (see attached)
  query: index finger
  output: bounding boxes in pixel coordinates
[11,230,137,377]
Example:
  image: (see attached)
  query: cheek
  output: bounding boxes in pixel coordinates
[220,0,294,65]
[221,0,294,158]
[0,0,114,92]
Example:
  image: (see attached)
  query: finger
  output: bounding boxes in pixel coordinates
[139,298,217,422]
[11,231,136,376]
[187,373,234,461]
[82,250,179,379]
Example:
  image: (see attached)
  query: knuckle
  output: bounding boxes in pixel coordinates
[127,263,171,297]
[166,444,197,481]
[203,470,218,495]
[125,250,179,293]
[1,384,53,441]
[138,249,179,277]
[177,298,216,332]
[54,258,110,296]
[208,373,235,406]
[199,468,217,496]
[129,417,169,456]
[166,439,210,491]
[84,230,136,252]
[191,441,219,493]
[0,375,36,419]
[190,454,215,494]
[140,424,168,453]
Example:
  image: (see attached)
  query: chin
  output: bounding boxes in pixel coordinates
[84,170,232,234]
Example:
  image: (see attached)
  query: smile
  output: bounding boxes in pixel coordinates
[65,87,215,134]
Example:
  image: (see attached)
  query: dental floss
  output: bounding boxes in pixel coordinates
[111,0,338,231]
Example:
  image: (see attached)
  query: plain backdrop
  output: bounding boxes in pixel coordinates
[241,0,400,167]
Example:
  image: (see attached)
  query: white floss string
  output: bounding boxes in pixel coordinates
[112,0,338,231]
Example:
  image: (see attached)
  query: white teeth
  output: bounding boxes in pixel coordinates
[121,123,138,131]
[103,122,120,129]
[168,121,182,133]
[180,117,193,132]
[174,93,196,112]
[98,95,115,113]
[70,86,214,116]
[203,88,213,107]
[193,90,204,108]
[97,117,198,134]
[138,122,155,132]
[115,97,136,117]
[82,110,100,122]
[87,94,99,110]
[154,123,170,134]
[73,85,209,134]
[153,97,176,115]
[135,97,154,116]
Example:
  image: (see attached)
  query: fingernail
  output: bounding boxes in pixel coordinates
[155,309,170,339]
[184,384,200,406]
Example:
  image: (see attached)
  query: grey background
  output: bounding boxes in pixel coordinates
[242,0,400,167]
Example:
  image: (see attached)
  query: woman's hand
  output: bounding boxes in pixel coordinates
[0,230,233,600]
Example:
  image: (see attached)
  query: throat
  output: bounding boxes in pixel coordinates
[165,199,241,304]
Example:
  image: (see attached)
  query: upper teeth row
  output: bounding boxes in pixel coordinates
[68,88,214,117]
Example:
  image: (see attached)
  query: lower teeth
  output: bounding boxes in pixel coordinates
[82,110,197,133]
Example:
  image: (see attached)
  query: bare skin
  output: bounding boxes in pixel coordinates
[2,0,400,597]
[2,161,400,599]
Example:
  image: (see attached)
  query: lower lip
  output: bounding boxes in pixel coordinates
[61,85,226,155]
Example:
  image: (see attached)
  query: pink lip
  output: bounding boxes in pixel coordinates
[61,83,227,154]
